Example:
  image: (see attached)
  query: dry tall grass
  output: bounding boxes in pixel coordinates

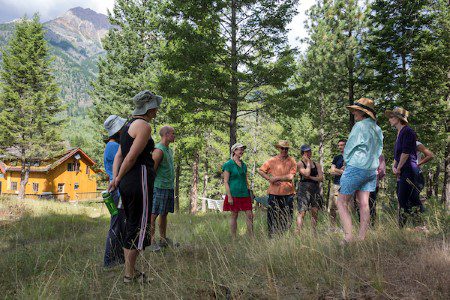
[0,196,448,299]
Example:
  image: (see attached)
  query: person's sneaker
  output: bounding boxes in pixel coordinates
[159,237,180,248]
[148,243,161,252]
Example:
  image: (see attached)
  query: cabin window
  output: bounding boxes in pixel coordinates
[57,183,64,193]
[10,182,18,191]
[86,166,90,175]
[74,183,79,190]
[67,162,80,172]
[33,183,39,192]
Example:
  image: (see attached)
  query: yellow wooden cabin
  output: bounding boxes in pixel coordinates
[0,148,100,200]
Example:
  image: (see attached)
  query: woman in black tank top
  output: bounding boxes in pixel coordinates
[296,145,324,234]
[108,90,162,283]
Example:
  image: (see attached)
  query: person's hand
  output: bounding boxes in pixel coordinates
[228,195,234,205]
[392,166,397,175]
[108,177,120,192]
[302,154,310,163]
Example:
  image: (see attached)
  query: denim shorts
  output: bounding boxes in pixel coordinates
[339,165,377,195]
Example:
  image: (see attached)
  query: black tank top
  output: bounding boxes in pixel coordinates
[300,161,318,183]
[120,118,155,170]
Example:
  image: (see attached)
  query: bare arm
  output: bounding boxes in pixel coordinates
[112,146,123,180]
[223,170,234,204]
[298,160,311,177]
[109,121,151,191]
[257,169,271,181]
[330,164,344,176]
[152,149,163,172]
[396,153,410,173]
[417,144,434,167]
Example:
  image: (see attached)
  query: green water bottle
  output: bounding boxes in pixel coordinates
[102,191,119,216]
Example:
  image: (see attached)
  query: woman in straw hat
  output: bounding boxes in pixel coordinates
[108,90,162,283]
[103,115,127,268]
[337,98,383,243]
[222,143,253,238]
[386,107,424,228]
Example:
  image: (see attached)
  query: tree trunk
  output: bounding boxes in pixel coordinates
[201,159,209,212]
[433,165,440,197]
[250,109,259,190]
[189,151,199,214]
[18,163,30,200]
[318,93,326,196]
[229,0,238,149]
[347,31,355,129]
[444,139,450,209]
[174,162,181,213]
[427,170,433,198]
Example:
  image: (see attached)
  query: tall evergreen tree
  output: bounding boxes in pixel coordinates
[0,15,64,199]
[89,0,163,162]
[160,0,298,149]
[364,0,430,108]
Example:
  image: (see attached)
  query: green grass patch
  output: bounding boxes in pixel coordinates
[0,196,448,298]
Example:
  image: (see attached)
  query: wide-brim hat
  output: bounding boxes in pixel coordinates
[104,115,127,137]
[275,140,291,149]
[385,106,409,123]
[346,98,376,120]
[132,90,163,115]
[230,143,246,158]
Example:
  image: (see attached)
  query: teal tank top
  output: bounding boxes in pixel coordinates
[154,143,175,189]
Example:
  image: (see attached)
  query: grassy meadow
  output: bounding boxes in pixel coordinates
[0,196,449,299]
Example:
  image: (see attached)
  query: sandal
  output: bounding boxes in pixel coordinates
[123,271,150,284]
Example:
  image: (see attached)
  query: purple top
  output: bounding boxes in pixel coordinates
[394,126,417,170]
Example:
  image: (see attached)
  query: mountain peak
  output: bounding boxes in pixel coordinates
[63,7,110,30]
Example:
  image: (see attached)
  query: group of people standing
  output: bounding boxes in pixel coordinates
[223,98,433,243]
[101,92,433,282]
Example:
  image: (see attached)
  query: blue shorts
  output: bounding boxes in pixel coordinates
[152,188,175,215]
[339,165,377,195]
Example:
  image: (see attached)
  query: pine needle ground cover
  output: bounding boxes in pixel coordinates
[0,197,448,299]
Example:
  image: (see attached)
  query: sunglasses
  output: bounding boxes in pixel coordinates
[280,147,289,151]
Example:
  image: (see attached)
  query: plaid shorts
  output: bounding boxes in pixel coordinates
[152,188,175,215]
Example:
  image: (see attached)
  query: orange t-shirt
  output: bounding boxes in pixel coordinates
[259,156,297,195]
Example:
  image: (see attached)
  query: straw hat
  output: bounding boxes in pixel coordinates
[385,107,409,124]
[346,98,376,120]
[275,140,291,150]
[132,90,163,115]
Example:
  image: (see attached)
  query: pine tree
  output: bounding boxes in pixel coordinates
[364,0,431,107]
[89,0,163,162]
[160,0,298,149]
[0,15,64,199]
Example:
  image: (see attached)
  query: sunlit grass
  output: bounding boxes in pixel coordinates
[0,196,448,298]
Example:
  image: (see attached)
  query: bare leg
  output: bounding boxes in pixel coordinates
[296,211,306,234]
[356,190,370,240]
[150,214,158,245]
[124,248,139,277]
[337,193,354,242]
[159,213,168,240]
[244,210,253,236]
[311,207,319,232]
[230,211,239,238]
